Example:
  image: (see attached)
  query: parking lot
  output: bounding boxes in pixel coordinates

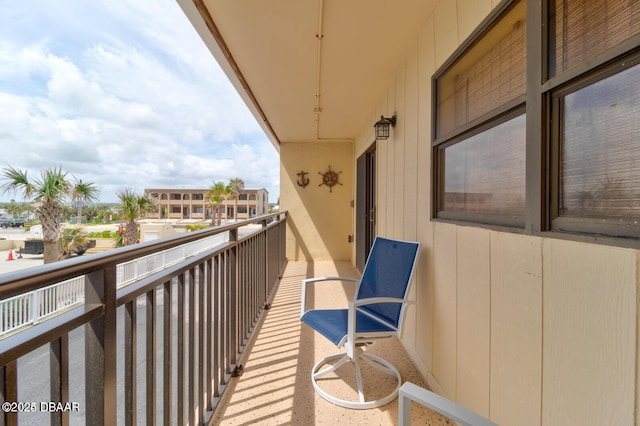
[0,228,43,274]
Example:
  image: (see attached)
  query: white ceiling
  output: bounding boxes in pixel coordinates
[180,0,436,149]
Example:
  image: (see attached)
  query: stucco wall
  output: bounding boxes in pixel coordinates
[354,0,640,424]
[281,142,353,261]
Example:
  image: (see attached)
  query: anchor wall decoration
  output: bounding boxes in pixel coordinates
[318,165,342,193]
[296,170,310,188]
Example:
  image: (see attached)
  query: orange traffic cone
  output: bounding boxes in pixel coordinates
[6,250,14,261]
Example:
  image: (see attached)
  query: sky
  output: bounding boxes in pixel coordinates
[0,0,280,204]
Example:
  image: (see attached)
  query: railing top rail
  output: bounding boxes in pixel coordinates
[0,211,287,299]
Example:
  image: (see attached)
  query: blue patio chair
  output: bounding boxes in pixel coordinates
[300,237,420,409]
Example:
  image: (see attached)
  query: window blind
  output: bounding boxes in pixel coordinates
[559,62,640,219]
[436,0,526,139]
[551,0,640,76]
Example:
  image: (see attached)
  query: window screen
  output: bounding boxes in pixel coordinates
[557,62,640,221]
[550,0,640,77]
[436,0,526,139]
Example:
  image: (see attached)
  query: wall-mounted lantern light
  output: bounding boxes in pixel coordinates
[373,114,397,140]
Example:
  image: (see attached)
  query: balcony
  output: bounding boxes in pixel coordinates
[210,260,447,425]
[0,213,445,425]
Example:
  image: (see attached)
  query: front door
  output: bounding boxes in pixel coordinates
[356,143,376,272]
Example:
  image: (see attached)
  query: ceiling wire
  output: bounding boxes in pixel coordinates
[314,0,353,142]
[314,0,324,137]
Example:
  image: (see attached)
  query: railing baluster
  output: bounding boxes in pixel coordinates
[205,258,213,412]
[212,254,221,400]
[250,239,255,332]
[188,268,196,426]
[84,267,118,426]
[1,360,18,426]
[238,242,245,347]
[223,251,230,378]
[30,292,37,327]
[162,280,172,426]
[198,263,205,420]
[49,335,69,426]
[252,238,256,329]
[124,300,136,426]
[177,273,185,426]
[229,230,238,371]
[145,289,156,426]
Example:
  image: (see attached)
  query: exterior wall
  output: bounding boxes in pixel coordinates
[139,223,178,242]
[353,1,640,425]
[144,188,269,221]
[280,142,353,261]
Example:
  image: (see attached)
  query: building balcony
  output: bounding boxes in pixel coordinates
[0,213,444,425]
[210,260,446,425]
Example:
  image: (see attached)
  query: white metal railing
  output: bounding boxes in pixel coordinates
[0,276,85,336]
[398,382,498,426]
[116,233,228,288]
[0,232,229,338]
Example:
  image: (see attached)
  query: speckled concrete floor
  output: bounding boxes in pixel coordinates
[212,261,451,425]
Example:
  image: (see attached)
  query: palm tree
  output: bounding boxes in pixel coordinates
[71,179,94,224]
[206,181,231,226]
[117,189,157,246]
[228,178,245,222]
[6,199,22,220]
[1,166,99,263]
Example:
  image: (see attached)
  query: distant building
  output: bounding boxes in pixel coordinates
[144,188,269,221]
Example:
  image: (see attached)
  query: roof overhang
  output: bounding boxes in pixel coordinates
[178,0,436,150]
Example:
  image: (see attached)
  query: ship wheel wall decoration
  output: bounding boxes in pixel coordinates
[318,165,342,192]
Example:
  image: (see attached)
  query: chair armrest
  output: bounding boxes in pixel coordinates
[351,297,414,308]
[346,297,414,356]
[300,277,359,318]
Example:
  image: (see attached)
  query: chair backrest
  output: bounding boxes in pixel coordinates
[356,237,420,328]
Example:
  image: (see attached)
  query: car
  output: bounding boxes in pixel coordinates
[0,219,25,228]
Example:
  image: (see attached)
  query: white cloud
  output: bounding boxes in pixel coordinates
[0,0,279,203]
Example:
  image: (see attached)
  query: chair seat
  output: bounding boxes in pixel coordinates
[299,237,420,409]
[301,309,396,346]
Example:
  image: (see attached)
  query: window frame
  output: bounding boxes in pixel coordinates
[434,104,527,228]
[547,51,640,239]
[430,0,640,247]
[432,0,527,228]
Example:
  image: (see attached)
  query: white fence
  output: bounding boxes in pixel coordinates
[0,233,229,338]
[0,276,84,336]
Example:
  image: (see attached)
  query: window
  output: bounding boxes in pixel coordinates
[239,194,248,201]
[550,55,640,237]
[546,0,640,239]
[432,0,640,243]
[434,0,526,226]
[440,114,526,226]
